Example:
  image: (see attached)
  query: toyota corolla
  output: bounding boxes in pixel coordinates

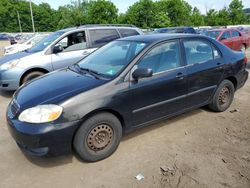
[6,34,248,162]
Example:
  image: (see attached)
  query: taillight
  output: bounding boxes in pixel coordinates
[244,56,248,64]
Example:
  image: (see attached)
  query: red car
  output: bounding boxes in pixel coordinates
[205,29,250,51]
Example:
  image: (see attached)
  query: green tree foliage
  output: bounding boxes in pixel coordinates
[155,0,192,26]
[0,0,249,32]
[228,0,245,24]
[190,7,204,26]
[205,9,219,26]
[217,8,231,26]
[123,0,156,28]
[87,0,118,24]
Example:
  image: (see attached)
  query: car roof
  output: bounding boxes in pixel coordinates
[158,27,194,30]
[118,34,202,44]
[58,24,138,32]
[207,28,238,32]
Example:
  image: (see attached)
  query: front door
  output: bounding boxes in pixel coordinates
[51,31,93,70]
[130,40,188,126]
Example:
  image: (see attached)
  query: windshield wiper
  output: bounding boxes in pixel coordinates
[74,64,102,79]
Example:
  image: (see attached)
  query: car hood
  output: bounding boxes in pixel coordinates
[0,51,33,65]
[14,68,107,110]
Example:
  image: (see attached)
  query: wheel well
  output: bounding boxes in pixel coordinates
[20,68,49,86]
[81,109,125,130]
[225,76,237,90]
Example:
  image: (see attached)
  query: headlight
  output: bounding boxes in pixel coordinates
[18,105,63,123]
[0,59,20,70]
[6,47,14,52]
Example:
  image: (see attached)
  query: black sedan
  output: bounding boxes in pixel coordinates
[6,34,248,162]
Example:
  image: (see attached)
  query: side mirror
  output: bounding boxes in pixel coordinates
[132,68,153,80]
[53,45,63,54]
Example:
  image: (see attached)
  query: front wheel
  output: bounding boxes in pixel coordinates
[21,71,45,85]
[208,80,235,112]
[73,113,122,162]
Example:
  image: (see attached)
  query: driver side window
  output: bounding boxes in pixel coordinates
[55,31,87,53]
[138,41,181,74]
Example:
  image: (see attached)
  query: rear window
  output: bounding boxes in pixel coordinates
[232,30,240,37]
[118,29,139,37]
[89,29,120,48]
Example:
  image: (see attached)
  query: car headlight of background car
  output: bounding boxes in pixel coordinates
[5,47,14,53]
[18,104,63,123]
[0,59,20,70]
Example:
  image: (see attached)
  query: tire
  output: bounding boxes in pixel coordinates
[21,71,45,85]
[208,80,235,112]
[73,112,122,162]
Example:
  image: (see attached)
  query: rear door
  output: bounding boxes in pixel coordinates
[231,30,242,51]
[51,30,89,70]
[219,31,233,49]
[182,38,224,108]
[130,40,188,126]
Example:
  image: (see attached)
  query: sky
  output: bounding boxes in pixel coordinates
[32,0,250,14]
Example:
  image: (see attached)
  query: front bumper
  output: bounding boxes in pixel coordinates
[6,109,81,157]
[0,69,22,90]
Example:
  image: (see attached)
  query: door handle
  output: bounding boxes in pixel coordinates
[176,72,184,79]
[216,62,223,70]
[82,51,89,55]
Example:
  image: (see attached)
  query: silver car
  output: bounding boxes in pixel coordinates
[0,25,143,90]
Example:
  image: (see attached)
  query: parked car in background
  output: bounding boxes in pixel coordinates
[0,24,143,90]
[204,29,250,51]
[7,34,248,162]
[153,27,196,34]
[0,33,16,44]
[9,36,17,45]
[0,33,10,41]
[4,34,48,55]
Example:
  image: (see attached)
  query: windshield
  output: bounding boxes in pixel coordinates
[205,31,221,39]
[78,40,147,78]
[27,31,65,53]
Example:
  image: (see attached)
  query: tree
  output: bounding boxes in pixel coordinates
[217,7,231,26]
[87,0,118,24]
[190,7,204,26]
[205,9,219,26]
[124,0,155,28]
[156,0,192,26]
[228,0,245,24]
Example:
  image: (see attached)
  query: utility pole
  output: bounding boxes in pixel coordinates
[29,0,35,33]
[17,11,22,33]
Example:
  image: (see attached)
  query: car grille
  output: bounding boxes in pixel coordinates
[9,100,20,118]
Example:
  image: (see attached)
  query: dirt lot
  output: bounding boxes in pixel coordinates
[0,43,250,188]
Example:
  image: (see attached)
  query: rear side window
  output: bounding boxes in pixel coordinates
[89,29,120,48]
[118,29,139,37]
[183,40,214,65]
[232,30,240,37]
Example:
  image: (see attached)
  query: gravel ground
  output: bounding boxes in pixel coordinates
[0,43,249,188]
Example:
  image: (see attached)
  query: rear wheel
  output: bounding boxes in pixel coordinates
[208,80,235,112]
[21,71,45,85]
[73,113,122,162]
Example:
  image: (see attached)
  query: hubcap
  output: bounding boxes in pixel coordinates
[219,86,230,105]
[87,124,113,151]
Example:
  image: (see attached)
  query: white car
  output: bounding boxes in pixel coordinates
[4,34,48,55]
